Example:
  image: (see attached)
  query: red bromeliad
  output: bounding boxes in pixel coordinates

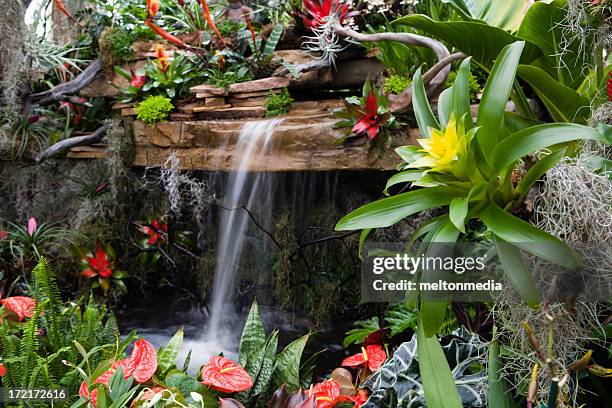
[352,91,388,140]
[81,242,113,279]
[155,45,170,73]
[200,0,227,47]
[0,296,36,321]
[141,219,168,246]
[80,339,157,406]
[200,356,253,393]
[302,0,350,29]
[130,68,146,88]
[342,345,387,372]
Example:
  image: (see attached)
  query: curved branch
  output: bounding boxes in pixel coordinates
[36,124,110,162]
[30,59,102,106]
[332,24,464,112]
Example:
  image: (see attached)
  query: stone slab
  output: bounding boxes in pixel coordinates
[228,77,290,93]
[189,84,228,95]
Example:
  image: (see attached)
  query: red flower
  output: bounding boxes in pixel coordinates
[342,345,387,372]
[146,0,160,18]
[154,45,171,73]
[200,356,253,393]
[130,68,146,88]
[0,363,6,377]
[81,242,113,279]
[302,0,350,29]
[337,389,368,408]
[80,339,157,406]
[1,296,36,321]
[0,231,7,240]
[141,220,168,246]
[352,91,387,140]
[309,380,340,408]
[53,0,79,23]
[607,72,611,102]
[145,21,188,48]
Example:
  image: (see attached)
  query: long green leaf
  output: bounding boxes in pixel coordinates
[437,88,453,128]
[517,65,590,124]
[449,197,468,233]
[441,0,533,32]
[384,170,423,195]
[239,301,267,367]
[480,203,581,269]
[488,339,520,408]
[476,41,525,157]
[274,334,309,393]
[263,24,283,57]
[492,123,610,172]
[157,328,184,375]
[416,317,462,408]
[335,186,467,231]
[493,236,540,304]
[412,68,439,137]
[451,57,473,129]
[515,148,566,201]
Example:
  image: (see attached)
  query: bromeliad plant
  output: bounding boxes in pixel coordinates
[334,80,399,152]
[335,41,612,340]
[78,241,128,295]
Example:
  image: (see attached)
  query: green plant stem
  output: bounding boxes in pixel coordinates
[511,80,536,119]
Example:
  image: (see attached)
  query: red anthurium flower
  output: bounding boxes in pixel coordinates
[342,345,387,372]
[337,389,368,408]
[81,242,113,279]
[0,363,6,377]
[1,296,36,321]
[130,68,146,88]
[309,380,341,408]
[302,0,350,29]
[142,220,168,246]
[201,356,253,393]
[80,339,157,406]
[607,72,611,102]
[352,91,386,140]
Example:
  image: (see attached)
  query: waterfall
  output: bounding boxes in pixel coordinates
[205,119,283,342]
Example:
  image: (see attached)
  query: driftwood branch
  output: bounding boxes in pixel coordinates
[30,59,102,106]
[332,24,465,112]
[36,123,110,162]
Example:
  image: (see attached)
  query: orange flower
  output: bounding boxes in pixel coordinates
[146,0,160,18]
[155,45,170,73]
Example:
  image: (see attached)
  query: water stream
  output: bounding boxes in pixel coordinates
[204,119,283,345]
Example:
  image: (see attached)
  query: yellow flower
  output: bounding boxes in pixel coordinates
[409,114,467,178]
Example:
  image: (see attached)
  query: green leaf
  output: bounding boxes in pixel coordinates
[239,301,267,367]
[416,316,462,408]
[437,88,453,128]
[488,339,520,408]
[358,228,372,259]
[335,186,467,231]
[394,15,540,69]
[384,171,423,195]
[412,68,439,137]
[451,57,473,129]
[503,111,542,134]
[250,331,278,397]
[449,198,469,233]
[441,0,533,32]
[476,41,525,157]
[274,334,309,393]
[263,24,283,57]
[480,203,582,269]
[517,65,590,124]
[157,328,184,375]
[492,123,609,172]
[493,236,540,304]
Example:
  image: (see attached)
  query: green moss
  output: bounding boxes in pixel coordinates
[384,75,411,95]
[446,70,481,103]
[99,27,133,67]
[265,88,293,117]
[136,96,174,125]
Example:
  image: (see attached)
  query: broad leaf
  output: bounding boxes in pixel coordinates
[451,57,473,129]
[488,340,519,408]
[412,68,439,137]
[477,41,525,157]
[239,301,267,367]
[384,171,423,195]
[438,88,453,128]
[274,334,309,393]
[449,197,469,233]
[335,186,468,231]
[157,328,184,375]
[480,203,582,269]
[493,236,540,304]
[441,0,534,32]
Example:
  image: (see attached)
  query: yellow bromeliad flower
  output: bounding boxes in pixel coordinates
[408,113,468,179]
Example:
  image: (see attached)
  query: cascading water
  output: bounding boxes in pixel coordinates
[205,119,283,343]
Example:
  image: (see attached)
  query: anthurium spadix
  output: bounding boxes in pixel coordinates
[335,41,612,338]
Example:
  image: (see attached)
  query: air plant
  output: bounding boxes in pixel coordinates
[1,217,72,265]
[300,0,351,30]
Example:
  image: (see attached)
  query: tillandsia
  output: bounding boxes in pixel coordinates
[334,80,399,155]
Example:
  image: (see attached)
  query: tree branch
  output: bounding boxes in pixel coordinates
[36,123,110,162]
[30,59,102,106]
